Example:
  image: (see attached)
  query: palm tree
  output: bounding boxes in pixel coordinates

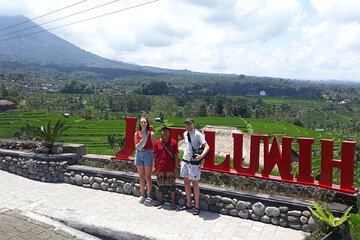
[29,120,71,152]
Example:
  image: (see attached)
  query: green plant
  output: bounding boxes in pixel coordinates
[348,210,360,240]
[13,122,38,140]
[107,134,125,150]
[28,120,71,149]
[116,133,126,149]
[308,201,353,229]
[107,134,116,149]
[304,225,327,240]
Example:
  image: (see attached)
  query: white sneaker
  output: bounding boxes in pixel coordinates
[144,197,152,204]
[139,196,145,203]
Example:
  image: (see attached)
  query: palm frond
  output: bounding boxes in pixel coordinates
[308,201,352,228]
[26,119,71,150]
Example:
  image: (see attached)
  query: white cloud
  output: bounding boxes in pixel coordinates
[310,0,360,23]
[177,0,303,44]
[0,0,360,81]
[0,0,28,16]
[335,23,360,51]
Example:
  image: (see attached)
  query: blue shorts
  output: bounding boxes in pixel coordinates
[135,149,153,167]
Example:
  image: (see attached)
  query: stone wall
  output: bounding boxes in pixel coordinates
[78,155,359,214]
[64,165,318,232]
[0,156,68,182]
[0,145,83,183]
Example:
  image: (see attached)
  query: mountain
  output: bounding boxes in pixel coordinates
[0,15,192,74]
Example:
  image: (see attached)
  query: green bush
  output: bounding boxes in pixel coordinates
[348,210,360,240]
[28,119,71,150]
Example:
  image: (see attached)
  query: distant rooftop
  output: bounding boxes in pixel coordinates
[0,100,15,106]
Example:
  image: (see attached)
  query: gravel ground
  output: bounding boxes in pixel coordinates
[179,126,266,166]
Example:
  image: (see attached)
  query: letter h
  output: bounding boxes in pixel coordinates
[319,140,356,192]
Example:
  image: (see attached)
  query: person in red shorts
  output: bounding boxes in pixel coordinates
[152,125,179,210]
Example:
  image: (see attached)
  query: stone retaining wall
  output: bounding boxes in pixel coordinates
[64,165,319,232]
[0,146,83,183]
[0,156,68,182]
[79,155,359,213]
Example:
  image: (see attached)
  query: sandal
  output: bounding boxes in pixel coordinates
[144,197,152,204]
[192,208,200,215]
[171,203,177,210]
[179,205,192,211]
[154,201,163,207]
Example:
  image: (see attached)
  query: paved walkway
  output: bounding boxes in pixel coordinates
[0,171,307,240]
[0,208,79,240]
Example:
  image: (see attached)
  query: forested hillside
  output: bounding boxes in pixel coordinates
[0,15,192,74]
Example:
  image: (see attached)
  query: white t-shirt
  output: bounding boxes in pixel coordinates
[183,130,206,161]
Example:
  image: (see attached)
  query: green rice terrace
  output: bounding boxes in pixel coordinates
[0,109,339,153]
[0,109,358,187]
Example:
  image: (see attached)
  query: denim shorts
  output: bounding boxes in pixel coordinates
[135,149,153,167]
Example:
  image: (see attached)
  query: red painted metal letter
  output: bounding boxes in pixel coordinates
[112,116,137,160]
[233,133,259,176]
[262,136,293,181]
[296,138,314,184]
[319,140,356,192]
[203,131,230,172]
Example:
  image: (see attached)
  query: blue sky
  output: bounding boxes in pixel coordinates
[0,0,359,81]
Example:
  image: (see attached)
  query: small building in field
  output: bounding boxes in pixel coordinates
[0,100,16,112]
[260,90,266,96]
[154,117,162,123]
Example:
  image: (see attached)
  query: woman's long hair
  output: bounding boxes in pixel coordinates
[138,117,151,131]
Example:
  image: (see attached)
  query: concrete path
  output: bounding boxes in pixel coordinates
[0,171,307,240]
[0,208,79,240]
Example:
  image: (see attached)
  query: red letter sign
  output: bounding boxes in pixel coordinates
[296,138,314,184]
[113,117,358,194]
[319,140,356,192]
[112,116,137,160]
[262,136,293,181]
